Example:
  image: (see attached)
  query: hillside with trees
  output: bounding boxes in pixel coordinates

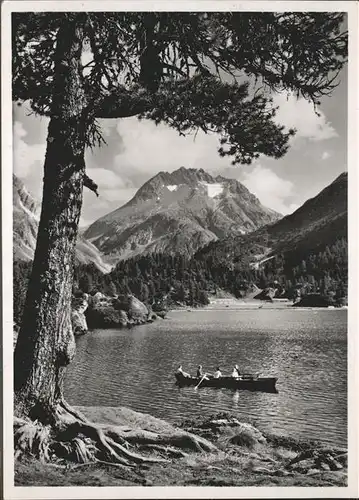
[14,230,348,327]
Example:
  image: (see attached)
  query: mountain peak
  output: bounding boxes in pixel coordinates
[84,166,281,262]
[130,167,215,203]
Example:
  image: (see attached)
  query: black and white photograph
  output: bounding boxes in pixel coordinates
[2,1,358,498]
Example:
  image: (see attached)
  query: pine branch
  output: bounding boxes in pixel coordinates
[93,86,154,119]
[92,75,295,164]
[84,174,99,196]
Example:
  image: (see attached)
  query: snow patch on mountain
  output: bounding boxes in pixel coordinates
[18,197,40,222]
[200,182,224,198]
[167,185,178,192]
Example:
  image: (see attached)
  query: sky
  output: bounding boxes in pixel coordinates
[13,63,347,228]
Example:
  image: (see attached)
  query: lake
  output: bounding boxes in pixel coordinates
[65,308,347,448]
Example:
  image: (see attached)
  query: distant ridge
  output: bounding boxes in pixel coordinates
[196,172,348,266]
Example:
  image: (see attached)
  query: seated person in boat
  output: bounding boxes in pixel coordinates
[176,365,190,378]
[231,365,241,378]
[196,365,209,379]
[213,367,222,378]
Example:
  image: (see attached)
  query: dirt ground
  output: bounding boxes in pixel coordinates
[15,406,347,487]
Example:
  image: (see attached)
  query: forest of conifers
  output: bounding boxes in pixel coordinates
[13,236,348,325]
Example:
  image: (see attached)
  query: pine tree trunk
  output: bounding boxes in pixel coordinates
[14,20,87,420]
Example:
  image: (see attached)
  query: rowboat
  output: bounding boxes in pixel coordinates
[175,373,278,393]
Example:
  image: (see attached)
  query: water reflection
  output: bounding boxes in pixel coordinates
[65,309,347,447]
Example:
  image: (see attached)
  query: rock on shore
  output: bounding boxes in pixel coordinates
[71,294,89,335]
[13,292,156,346]
[80,292,158,331]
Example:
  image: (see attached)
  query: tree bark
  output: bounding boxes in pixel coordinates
[14,19,87,420]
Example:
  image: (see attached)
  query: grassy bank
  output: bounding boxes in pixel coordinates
[15,406,347,487]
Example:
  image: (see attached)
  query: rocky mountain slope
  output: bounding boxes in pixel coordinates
[84,167,281,262]
[196,172,347,267]
[13,175,111,273]
[13,174,40,261]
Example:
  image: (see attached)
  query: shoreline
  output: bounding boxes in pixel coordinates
[15,405,348,487]
[169,298,348,313]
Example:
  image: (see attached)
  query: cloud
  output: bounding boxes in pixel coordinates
[81,168,139,223]
[13,120,46,183]
[287,203,300,214]
[321,151,331,161]
[113,117,228,178]
[86,167,127,190]
[81,184,138,224]
[241,165,298,215]
[101,187,138,202]
[100,119,120,138]
[273,93,338,142]
[79,217,94,229]
[14,121,27,139]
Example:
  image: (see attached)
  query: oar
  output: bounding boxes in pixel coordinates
[195,375,206,390]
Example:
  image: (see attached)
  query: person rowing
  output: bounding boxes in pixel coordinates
[194,365,210,389]
[213,367,222,378]
[196,365,209,380]
[176,365,190,378]
[231,364,241,378]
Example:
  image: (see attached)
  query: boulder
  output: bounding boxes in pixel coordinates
[289,458,315,472]
[86,303,122,328]
[192,416,266,449]
[317,461,331,471]
[118,310,129,327]
[293,293,335,308]
[306,468,322,475]
[334,452,347,467]
[115,294,149,322]
[254,287,276,302]
[129,295,149,321]
[229,423,267,448]
[71,309,88,335]
[152,296,168,315]
[86,293,152,329]
[71,294,89,335]
[146,312,158,323]
[91,291,110,307]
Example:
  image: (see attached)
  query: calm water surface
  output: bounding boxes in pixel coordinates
[65,309,347,448]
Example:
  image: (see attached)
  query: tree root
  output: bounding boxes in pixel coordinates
[104,425,217,453]
[60,399,90,423]
[14,417,51,463]
[138,444,189,458]
[14,400,218,468]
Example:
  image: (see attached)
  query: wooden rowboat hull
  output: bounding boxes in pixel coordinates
[175,374,278,393]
